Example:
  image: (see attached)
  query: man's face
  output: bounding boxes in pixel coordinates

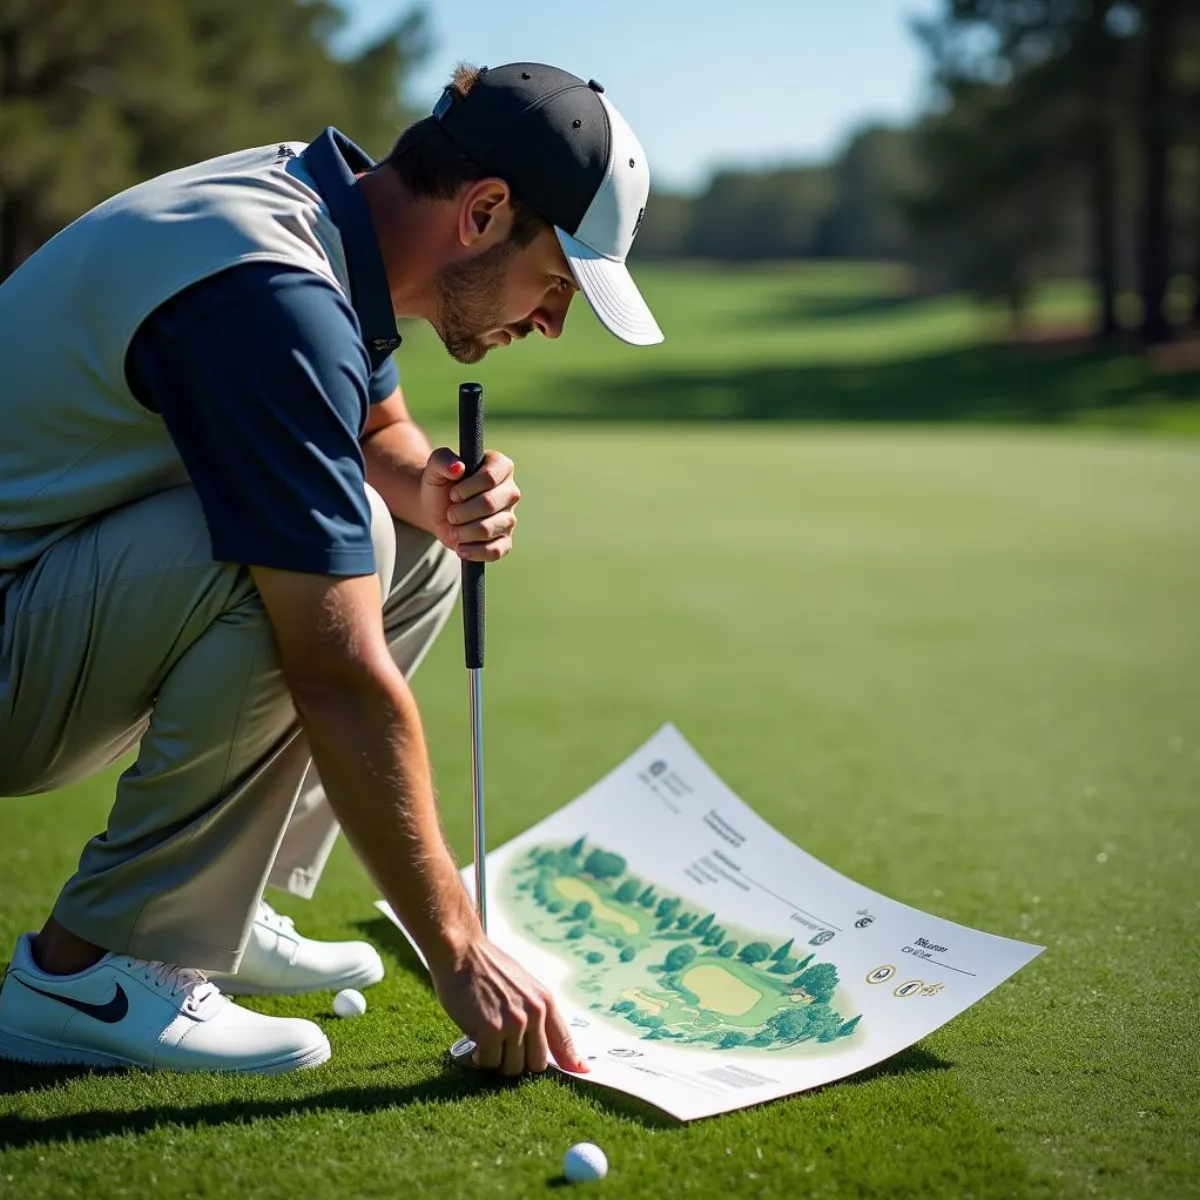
[433,225,579,365]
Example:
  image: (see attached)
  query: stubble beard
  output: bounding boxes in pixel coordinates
[434,240,521,365]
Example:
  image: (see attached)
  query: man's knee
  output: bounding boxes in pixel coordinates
[380,521,459,674]
[392,534,459,620]
[416,536,461,619]
[365,484,397,599]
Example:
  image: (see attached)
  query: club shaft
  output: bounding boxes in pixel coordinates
[468,666,487,933]
[459,380,487,934]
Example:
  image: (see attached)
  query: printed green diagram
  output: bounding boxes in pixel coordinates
[503,838,863,1052]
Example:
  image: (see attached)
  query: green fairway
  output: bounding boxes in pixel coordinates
[501,841,857,1051]
[2,417,1198,1197]
[392,261,1200,431]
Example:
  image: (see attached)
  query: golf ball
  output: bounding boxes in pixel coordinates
[332,988,366,1018]
[563,1143,608,1183]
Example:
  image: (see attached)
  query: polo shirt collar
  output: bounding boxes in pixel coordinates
[302,127,401,359]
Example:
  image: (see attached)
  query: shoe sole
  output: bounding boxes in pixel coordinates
[0,1024,331,1075]
[212,958,385,997]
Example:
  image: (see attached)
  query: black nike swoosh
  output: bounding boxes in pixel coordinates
[16,977,129,1023]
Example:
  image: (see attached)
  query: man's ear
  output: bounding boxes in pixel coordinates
[458,178,513,247]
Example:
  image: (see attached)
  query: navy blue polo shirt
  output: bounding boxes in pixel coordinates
[125,129,401,576]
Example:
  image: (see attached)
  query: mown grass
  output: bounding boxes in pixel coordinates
[2,265,1198,1197]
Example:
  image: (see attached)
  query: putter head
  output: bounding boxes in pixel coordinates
[449,1035,479,1069]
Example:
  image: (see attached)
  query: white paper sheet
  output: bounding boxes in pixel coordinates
[377,724,1042,1120]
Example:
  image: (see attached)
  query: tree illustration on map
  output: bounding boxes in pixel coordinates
[502,839,863,1052]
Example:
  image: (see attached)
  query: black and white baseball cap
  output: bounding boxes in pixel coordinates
[433,62,663,347]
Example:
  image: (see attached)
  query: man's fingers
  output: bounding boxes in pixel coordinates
[424,447,466,485]
[455,537,512,563]
[449,451,513,502]
[545,1000,589,1074]
[500,1022,527,1078]
[524,999,550,1074]
[451,511,517,546]
[448,478,521,527]
[440,943,573,1077]
[472,1032,504,1072]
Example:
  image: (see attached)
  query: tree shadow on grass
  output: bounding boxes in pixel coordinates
[0,914,956,1142]
[0,1045,951,1146]
[0,1068,512,1150]
[350,918,953,1128]
[734,291,920,329]
[0,924,955,1143]
[503,342,1200,423]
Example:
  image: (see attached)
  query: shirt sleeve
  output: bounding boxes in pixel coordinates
[368,353,399,404]
[126,263,378,576]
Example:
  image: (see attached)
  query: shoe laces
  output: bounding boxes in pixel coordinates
[256,901,296,933]
[126,958,219,1015]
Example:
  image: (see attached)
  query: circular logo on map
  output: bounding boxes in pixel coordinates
[894,980,924,998]
[866,964,896,985]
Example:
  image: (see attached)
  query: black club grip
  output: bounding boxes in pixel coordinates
[458,382,485,669]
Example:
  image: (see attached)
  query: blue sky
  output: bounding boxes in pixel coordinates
[335,0,942,193]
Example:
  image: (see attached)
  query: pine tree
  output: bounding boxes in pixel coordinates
[770,937,795,961]
[739,941,771,965]
[615,878,640,903]
[0,0,430,279]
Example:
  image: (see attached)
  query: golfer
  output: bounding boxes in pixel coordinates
[0,62,661,1077]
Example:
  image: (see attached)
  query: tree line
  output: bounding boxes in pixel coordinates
[3,1,1197,348]
[634,0,1200,345]
[0,0,426,278]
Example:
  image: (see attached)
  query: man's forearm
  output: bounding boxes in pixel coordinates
[292,668,478,969]
[362,419,434,531]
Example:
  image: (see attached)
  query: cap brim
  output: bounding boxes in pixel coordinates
[556,228,664,347]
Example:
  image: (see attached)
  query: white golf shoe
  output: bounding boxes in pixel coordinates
[204,901,384,996]
[0,933,330,1074]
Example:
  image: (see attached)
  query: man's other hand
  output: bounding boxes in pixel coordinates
[430,933,590,1077]
[420,448,520,563]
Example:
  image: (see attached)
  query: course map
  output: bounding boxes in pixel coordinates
[503,838,862,1054]
[379,725,1042,1120]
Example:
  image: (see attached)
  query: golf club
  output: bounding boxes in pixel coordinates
[449,381,487,1069]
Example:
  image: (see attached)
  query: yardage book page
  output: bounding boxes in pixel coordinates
[379,725,1042,1120]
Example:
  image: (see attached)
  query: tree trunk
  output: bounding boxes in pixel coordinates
[1085,6,1120,342]
[0,22,23,281]
[1138,0,1175,346]
[1194,182,1200,328]
[1088,107,1120,341]
[0,190,35,281]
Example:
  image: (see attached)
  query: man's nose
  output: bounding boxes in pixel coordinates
[532,294,572,339]
[530,310,562,340]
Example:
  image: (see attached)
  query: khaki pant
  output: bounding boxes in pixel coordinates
[0,484,458,971]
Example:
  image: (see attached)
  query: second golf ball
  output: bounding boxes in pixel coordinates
[333,988,367,1018]
[563,1143,608,1183]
